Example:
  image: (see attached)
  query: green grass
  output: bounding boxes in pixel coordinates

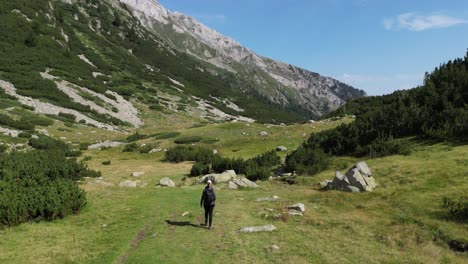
[0,120,466,263]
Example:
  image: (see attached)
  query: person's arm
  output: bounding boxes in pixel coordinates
[200,190,205,207]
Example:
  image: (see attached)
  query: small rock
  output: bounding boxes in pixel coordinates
[288,203,305,212]
[149,148,162,153]
[102,224,107,228]
[159,177,175,187]
[131,172,145,177]
[260,131,269,136]
[256,195,279,202]
[276,146,287,152]
[271,245,280,251]
[239,224,276,233]
[181,211,190,217]
[213,149,218,154]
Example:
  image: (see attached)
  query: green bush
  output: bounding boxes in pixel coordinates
[102,160,111,165]
[122,142,138,152]
[0,149,100,227]
[18,132,32,138]
[126,132,148,142]
[443,196,468,222]
[165,146,215,163]
[0,113,34,131]
[21,116,54,127]
[28,136,79,156]
[154,131,180,140]
[139,144,158,154]
[190,162,211,177]
[58,112,76,122]
[284,145,330,175]
[174,136,203,144]
[169,146,279,181]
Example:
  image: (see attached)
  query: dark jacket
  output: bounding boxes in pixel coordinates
[200,186,216,207]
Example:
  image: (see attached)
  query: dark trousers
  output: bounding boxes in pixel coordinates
[204,204,214,227]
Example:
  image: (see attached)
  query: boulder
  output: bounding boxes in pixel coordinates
[320,180,332,189]
[321,161,377,192]
[198,170,236,184]
[228,181,239,189]
[346,185,361,193]
[239,224,276,233]
[288,203,305,212]
[260,131,269,136]
[276,146,287,152]
[160,177,175,187]
[229,177,258,189]
[119,180,138,188]
[131,172,145,177]
[345,168,367,192]
[355,161,372,177]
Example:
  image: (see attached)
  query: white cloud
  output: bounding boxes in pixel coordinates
[383,12,467,31]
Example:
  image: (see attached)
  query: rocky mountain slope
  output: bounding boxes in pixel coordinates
[0,0,364,138]
[119,0,365,116]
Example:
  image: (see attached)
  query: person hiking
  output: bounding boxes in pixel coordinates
[200,180,216,229]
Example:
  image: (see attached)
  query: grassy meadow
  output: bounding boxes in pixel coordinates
[0,118,466,264]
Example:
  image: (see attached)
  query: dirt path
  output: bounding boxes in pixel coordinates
[117,215,155,264]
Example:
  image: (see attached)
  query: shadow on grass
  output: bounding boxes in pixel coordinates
[165,220,205,229]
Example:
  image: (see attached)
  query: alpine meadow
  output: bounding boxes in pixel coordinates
[0,0,466,263]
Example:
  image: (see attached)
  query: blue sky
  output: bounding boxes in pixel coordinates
[158,0,468,95]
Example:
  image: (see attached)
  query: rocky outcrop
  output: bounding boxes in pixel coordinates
[228,177,258,189]
[321,162,377,192]
[197,170,236,184]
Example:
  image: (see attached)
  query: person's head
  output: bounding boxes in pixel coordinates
[207,180,212,187]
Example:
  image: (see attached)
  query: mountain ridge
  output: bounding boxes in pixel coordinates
[118,0,366,116]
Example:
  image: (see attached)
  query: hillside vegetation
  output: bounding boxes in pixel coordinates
[0,122,466,263]
[0,0,342,125]
[285,52,468,174]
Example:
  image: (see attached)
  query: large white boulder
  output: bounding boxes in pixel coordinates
[160,177,175,187]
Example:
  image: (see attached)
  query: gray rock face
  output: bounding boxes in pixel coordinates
[159,177,175,187]
[239,224,276,233]
[323,161,377,192]
[119,0,365,118]
[197,170,236,184]
[228,177,258,189]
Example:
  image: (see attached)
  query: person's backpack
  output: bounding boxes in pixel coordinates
[205,188,215,204]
